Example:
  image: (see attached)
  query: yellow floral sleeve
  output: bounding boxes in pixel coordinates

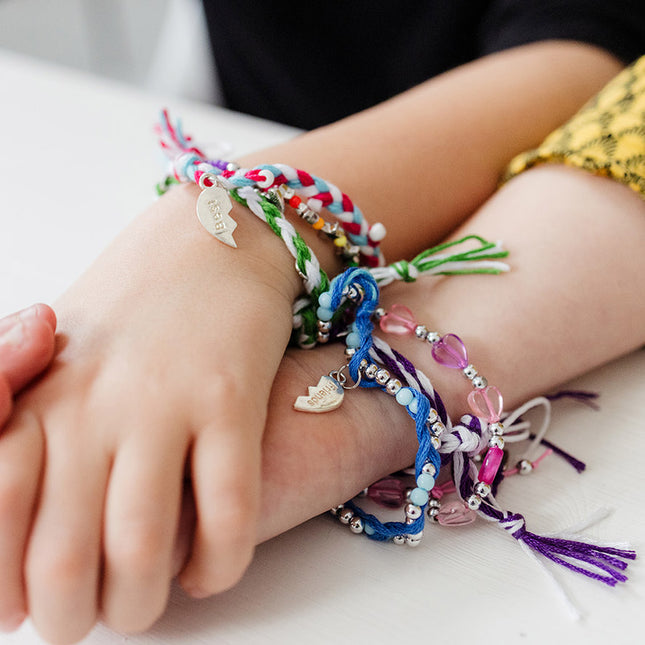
[503,55,645,198]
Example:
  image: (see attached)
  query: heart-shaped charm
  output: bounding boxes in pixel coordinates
[379,304,418,335]
[293,375,344,413]
[431,333,468,369]
[436,500,477,527]
[467,385,503,423]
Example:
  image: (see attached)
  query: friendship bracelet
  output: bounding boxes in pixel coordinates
[192,171,329,346]
[375,302,507,511]
[294,267,442,544]
[155,110,386,267]
[303,266,636,592]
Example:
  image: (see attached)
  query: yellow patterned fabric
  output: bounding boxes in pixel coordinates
[504,55,645,198]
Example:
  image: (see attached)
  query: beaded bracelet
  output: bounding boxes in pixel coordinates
[375,302,507,511]
[295,267,442,544]
[306,267,636,591]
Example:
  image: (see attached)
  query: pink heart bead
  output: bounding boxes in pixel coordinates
[379,304,418,335]
[467,385,504,423]
[431,333,469,369]
[436,501,477,526]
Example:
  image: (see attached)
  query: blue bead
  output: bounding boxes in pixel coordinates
[395,388,413,406]
[416,473,435,491]
[408,397,418,414]
[318,292,332,309]
[409,487,429,506]
[317,306,333,321]
[364,524,375,536]
[345,331,361,348]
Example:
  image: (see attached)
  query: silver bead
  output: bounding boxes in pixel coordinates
[472,375,488,389]
[431,421,445,437]
[517,459,534,475]
[489,436,505,449]
[373,307,386,321]
[428,507,440,520]
[338,508,354,524]
[296,202,309,216]
[364,363,378,379]
[405,503,422,520]
[489,422,504,436]
[414,325,428,340]
[431,436,441,449]
[406,532,423,547]
[426,331,441,344]
[428,498,441,509]
[392,535,405,545]
[317,320,332,332]
[349,517,364,534]
[344,346,357,359]
[422,462,437,477]
[317,332,330,344]
[474,482,491,497]
[463,364,478,380]
[385,379,402,396]
[280,185,295,200]
[344,284,363,302]
[375,369,390,385]
[330,505,344,516]
[427,408,439,424]
[467,494,482,510]
[359,358,369,370]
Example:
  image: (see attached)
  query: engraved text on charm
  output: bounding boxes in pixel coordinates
[196,185,237,248]
[293,375,344,413]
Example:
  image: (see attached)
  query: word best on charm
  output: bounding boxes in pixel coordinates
[294,375,345,413]
[196,184,238,248]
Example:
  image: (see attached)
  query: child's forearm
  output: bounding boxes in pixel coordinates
[240,41,622,259]
[258,165,645,542]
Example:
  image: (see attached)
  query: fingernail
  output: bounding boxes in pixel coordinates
[0,319,25,350]
[0,610,26,632]
[18,304,42,322]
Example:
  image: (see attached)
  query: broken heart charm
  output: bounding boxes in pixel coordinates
[293,375,344,413]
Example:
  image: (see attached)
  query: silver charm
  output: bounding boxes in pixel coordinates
[293,375,345,413]
[196,175,237,248]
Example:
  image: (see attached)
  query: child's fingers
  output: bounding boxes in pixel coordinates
[179,411,261,598]
[0,409,44,632]
[100,431,188,633]
[0,304,57,394]
[25,420,110,645]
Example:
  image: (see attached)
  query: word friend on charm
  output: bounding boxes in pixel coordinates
[293,375,345,413]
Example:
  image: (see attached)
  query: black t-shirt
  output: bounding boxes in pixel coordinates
[202,1,645,130]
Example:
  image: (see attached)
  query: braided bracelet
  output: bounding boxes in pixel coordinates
[156,110,385,267]
[294,267,442,544]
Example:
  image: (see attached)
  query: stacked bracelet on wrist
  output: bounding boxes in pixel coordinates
[152,111,635,597]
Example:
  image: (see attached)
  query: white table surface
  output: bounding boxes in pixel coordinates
[1,50,643,645]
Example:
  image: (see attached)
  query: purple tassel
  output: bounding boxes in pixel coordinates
[500,513,636,586]
[546,389,600,410]
[536,436,587,473]
[455,415,636,587]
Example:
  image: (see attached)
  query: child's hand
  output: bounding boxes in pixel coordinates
[0,186,302,643]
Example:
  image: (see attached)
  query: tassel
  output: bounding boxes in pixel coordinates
[499,513,636,586]
[369,234,510,286]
